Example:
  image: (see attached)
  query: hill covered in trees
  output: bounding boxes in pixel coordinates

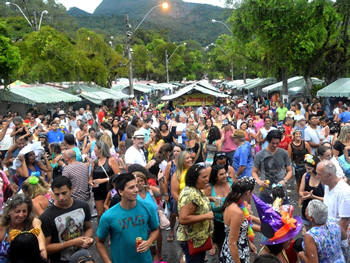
[69,0,231,44]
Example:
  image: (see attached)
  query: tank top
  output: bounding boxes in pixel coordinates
[179,168,188,194]
[92,158,114,194]
[291,140,308,166]
[301,173,324,219]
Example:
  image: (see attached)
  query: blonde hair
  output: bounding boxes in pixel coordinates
[337,125,350,143]
[100,134,113,148]
[134,171,148,185]
[21,176,49,199]
[187,127,199,141]
[175,151,190,181]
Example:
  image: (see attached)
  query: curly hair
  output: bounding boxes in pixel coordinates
[151,127,163,144]
[1,194,34,230]
[209,164,226,185]
[185,163,206,188]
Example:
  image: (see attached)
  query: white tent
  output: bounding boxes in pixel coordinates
[262,76,324,93]
[161,82,228,101]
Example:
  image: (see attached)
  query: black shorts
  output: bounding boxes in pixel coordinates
[213,220,225,249]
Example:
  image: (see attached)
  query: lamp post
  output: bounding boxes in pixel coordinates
[209,43,234,81]
[126,2,169,96]
[5,2,48,31]
[165,42,186,83]
[211,19,232,35]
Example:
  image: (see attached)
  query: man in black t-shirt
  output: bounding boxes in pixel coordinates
[40,176,93,263]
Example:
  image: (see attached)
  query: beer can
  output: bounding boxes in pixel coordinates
[135,237,143,251]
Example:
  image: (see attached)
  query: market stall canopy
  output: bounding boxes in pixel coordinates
[72,85,130,104]
[0,85,81,105]
[151,83,177,91]
[317,78,350,97]
[116,83,153,95]
[196,80,220,91]
[262,76,323,93]
[238,78,277,91]
[224,79,256,90]
[161,82,228,101]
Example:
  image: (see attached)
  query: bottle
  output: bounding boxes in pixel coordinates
[259,179,270,192]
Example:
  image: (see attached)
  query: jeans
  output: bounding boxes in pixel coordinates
[224,150,235,166]
[179,241,206,263]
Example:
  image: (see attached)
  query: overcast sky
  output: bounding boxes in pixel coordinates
[57,0,226,13]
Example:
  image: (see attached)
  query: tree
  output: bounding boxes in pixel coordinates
[0,22,21,87]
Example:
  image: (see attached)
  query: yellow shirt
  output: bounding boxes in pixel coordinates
[179,168,188,194]
[147,139,164,162]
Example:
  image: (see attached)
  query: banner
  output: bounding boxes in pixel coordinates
[175,93,215,106]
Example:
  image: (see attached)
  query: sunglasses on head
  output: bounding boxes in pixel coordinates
[216,153,227,159]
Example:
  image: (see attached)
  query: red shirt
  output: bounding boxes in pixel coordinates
[278,136,292,151]
[97,110,105,123]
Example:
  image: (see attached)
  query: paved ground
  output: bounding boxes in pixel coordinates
[88,179,301,263]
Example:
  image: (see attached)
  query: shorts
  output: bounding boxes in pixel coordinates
[213,220,225,249]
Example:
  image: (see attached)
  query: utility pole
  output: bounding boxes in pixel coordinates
[126,15,134,97]
[165,49,169,83]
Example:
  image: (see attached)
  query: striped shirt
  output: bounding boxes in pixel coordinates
[62,162,90,202]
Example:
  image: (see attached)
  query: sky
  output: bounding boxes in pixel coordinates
[57,0,226,14]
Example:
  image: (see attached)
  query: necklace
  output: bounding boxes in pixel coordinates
[238,200,255,242]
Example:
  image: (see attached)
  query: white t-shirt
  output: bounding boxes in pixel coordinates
[304,126,322,155]
[125,145,146,167]
[324,180,350,222]
[0,128,13,151]
[176,122,187,144]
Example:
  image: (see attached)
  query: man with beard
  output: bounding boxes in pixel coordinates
[125,130,155,169]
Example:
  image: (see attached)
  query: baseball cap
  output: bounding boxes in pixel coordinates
[69,249,94,263]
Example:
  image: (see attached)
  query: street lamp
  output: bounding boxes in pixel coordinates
[38,10,48,31]
[165,42,187,83]
[126,2,169,96]
[5,2,48,31]
[5,2,33,30]
[209,43,234,81]
[211,19,232,35]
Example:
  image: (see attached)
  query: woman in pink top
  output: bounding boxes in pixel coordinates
[253,113,264,131]
[221,122,237,166]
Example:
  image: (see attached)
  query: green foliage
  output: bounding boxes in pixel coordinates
[0,31,21,87]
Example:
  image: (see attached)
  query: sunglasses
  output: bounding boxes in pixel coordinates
[216,153,227,159]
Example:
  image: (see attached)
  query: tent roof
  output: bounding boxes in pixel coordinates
[196,80,219,91]
[238,78,277,91]
[317,78,350,97]
[161,82,228,101]
[262,76,324,93]
[224,79,257,90]
[74,85,130,104]
[0,85,81,105]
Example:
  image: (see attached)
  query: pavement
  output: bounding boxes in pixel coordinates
[87,179,301,263]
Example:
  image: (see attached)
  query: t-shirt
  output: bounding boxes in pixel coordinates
[125,146,147,166]
[338,111,350,123]
[233,141,253,178]
[276,107,288,121]
[40,200,91,263]
[254,148,291,184]
[324,180,350,222]
[47,130,64,144]
[62,163,90,202]
[0,127,13,151]
[304,126,322,155]
[97,199,159,263]
[176,122,187,144]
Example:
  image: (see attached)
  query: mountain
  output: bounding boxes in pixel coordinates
[68,0,231,45]
[67,7,91,17]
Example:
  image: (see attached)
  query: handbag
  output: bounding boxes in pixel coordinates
[158,209,170,230]
[187,237,212,255]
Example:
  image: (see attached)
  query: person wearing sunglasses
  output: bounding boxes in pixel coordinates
[210,152,235,182]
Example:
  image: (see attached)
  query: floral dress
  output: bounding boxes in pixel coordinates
[220,219,250,263]
[303,219,345,263]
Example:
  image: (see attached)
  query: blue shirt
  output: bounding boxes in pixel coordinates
[97,199,159,263]
[47,130,64,143]
[137,192,157,211]
[233,141,253,178]
[339,111,350,123]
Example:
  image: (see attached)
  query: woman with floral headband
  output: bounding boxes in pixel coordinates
[299,154,324,228]
[0,193,47,262]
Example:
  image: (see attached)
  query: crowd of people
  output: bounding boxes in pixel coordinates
[0,95,349,263]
